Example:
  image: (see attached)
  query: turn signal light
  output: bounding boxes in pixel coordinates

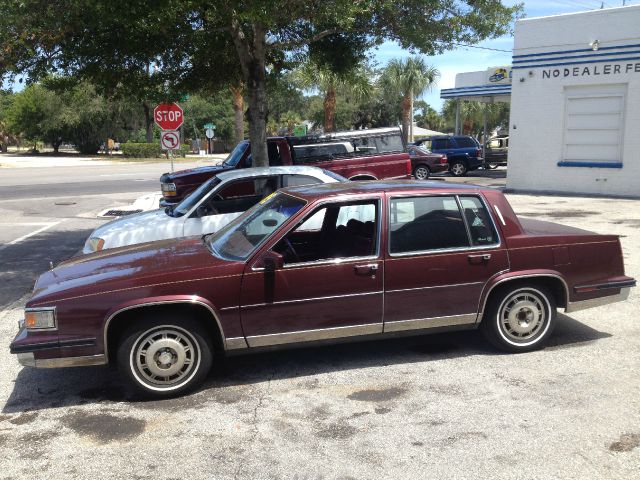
[24,309,56,330]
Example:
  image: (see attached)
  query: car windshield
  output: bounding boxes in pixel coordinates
[206,192,307,261]
[171,177,222,217]
[222,142,249,167]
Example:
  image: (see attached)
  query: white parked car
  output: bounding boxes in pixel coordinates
[83,166,345,254]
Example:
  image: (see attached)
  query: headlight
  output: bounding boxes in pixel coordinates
[24,308,57,330]
[161,183,177,196]
[86,237,105,252]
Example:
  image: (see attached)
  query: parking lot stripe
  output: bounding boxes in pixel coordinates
[0,221,61,251]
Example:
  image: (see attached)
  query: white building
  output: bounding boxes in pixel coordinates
[507,5,640,197]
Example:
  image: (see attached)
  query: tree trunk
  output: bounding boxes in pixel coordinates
[324,85,337,132]
[143,102,154,143]
[230,84,245,146]
[400,95,412,144]
[409,88,414,143]
[230,17,268,168]
[53,139,61,153]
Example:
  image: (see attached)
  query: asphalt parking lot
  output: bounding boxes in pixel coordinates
[0,163,638,479]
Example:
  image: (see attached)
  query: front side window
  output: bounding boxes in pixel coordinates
[431,139,449,149]
[273,200,378,264]
[207,192,306,261]
[194,177,279,217]
[389,196,469,254]
[455,137,478,148]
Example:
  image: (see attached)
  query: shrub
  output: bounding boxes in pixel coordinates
[121,142,191,158]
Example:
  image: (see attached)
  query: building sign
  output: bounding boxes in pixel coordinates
[542,62,640,79]
[486,66,512,84]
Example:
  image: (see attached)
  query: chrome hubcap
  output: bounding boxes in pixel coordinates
[415,167,429,180]
[133,328,198,388]
[500,292,545,341]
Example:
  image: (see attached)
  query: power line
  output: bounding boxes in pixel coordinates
[449,43,511,53]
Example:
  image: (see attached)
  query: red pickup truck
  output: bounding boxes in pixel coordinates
[160,127,412,206]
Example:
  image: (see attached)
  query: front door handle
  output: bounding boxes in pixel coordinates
[468,254,491,265]
[354,263,379,275]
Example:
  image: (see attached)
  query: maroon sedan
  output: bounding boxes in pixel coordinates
[11,182,635,398]
[407,145,448,179]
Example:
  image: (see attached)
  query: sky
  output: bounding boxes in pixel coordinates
[4,1,639,111]
[373,0,640,110]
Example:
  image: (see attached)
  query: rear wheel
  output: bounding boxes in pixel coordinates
[117,315,213,398]
[481,284,556,353]
[413,164,431,180]
[450,160,468,177]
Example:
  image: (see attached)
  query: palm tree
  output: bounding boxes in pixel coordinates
[292,62,373,132]
[379,57,440,144]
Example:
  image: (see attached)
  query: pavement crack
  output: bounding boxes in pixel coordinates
[234,369,276,480]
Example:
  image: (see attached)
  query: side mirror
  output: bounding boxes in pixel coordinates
[259,251,284,271]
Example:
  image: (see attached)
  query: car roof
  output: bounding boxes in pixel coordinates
[215,165,332,182]
[281,180,493,201]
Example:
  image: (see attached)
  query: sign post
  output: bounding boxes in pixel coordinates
[154,103,185,172]
[203,123,216,153]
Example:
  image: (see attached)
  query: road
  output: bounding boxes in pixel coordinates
[0,163,638,479]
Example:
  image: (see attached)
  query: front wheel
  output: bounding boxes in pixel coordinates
[117,316,213,398]
[450,160,468,177]
[481,285,556,353]
[413,164,431,180]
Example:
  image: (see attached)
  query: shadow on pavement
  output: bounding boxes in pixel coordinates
[0,228,93,308]
[3,314,610,413]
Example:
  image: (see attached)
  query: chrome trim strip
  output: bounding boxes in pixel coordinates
[565,288,630,313]
[493,205,506,226]
[386,281,484,294]
[283,256,379,270]
[226,337,249,350]
[17,353,106,368]
[242,290,383,309]
[387,243,502,259]
[246,323,382,348]
[103,299,229,362]
[24,306,57,332]
[477,274,571,319]
[384,313,477,333]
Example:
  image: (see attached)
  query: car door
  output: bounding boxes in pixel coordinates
[383,193,509,332]
[239,197,384,347]
[183,176,279,237]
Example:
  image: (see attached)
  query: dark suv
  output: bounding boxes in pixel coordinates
[414,135,483,177]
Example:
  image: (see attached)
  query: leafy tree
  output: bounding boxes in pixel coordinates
[441,100,510,137]
[379,57,440,143]
[414,100,445,132]
[1,0,522,165]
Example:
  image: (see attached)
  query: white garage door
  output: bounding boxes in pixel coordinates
[563,84,626,164]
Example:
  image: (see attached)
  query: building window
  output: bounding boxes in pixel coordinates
[559,84,626,168]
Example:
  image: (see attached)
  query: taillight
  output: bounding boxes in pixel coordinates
[477,149,482,158]
[406,159,412,177]
[441,155,448,164]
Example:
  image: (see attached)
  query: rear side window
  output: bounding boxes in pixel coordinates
[459,196,499,246]
[455,137,478,148]
[282,174,323,187]
[431,139,449,149]
[375,135,404,153]
[389,196,469,254]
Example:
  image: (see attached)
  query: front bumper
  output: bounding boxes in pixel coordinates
[16,352,106,368]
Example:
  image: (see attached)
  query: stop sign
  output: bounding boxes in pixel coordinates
[154,103,184,130]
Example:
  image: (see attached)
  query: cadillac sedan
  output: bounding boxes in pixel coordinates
[83,166,344,253]
[12,181,635,398]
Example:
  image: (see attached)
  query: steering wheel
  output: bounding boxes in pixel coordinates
[282,238,300,263]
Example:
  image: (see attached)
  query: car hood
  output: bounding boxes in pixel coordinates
[87,209,181,251]
[161,164,230,182]
[30,237,232,305]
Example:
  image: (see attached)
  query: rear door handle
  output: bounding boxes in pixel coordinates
[355,263,379,275]
[468,254,491,265]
